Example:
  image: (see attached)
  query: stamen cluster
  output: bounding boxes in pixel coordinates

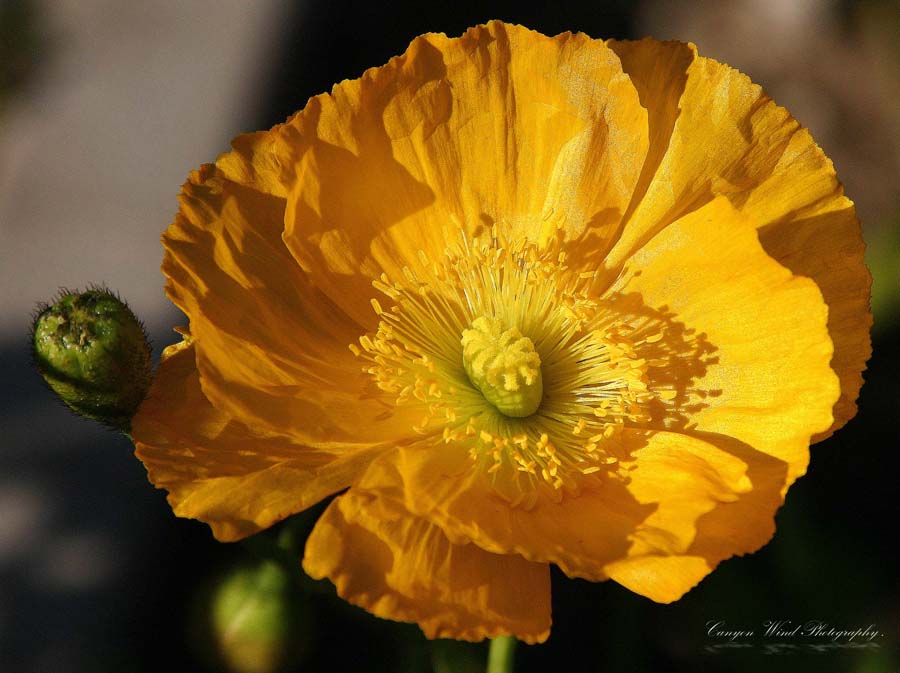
[352,228,660,502]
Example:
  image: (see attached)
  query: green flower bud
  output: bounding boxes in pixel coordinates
[32,288,152,433]
[209,560,309,673]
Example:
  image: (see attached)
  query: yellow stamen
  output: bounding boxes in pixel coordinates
[350,227,663,501]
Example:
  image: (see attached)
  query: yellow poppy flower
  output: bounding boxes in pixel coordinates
[132,21,871,643]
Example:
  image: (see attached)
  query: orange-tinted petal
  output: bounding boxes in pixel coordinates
[606,38,697,240]
[132,341,385,541]
[604,556,711,603]
[757,206,871,440]
[609,197,840,483]
[353,440,646,575]
[302,489,551,643]
[163,164,421,446]
[266,21,648,324]
[605,430,792,602]
[604,40,870,437]
[354,430,755,589]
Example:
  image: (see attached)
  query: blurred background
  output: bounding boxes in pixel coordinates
[1,1,898,671]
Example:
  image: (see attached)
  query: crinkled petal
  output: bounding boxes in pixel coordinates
[163,164,421,446]
[757,207,871,440]
[302,489,551,643]
[604,40,870,437]
[353,430,759,590]
[604,556,711,603]
[354,439,647,573]
[605,38,697,235]
[605,429,791,602]
[609,196,840,483]
[132,341,385,541]
[247,21,649,325]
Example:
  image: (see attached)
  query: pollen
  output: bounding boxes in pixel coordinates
[351,226,660,502]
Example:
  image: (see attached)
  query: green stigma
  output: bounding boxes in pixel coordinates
[461,316,543,418]
[32,288,152,433]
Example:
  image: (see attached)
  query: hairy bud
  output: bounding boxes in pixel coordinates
[32,288,152,432]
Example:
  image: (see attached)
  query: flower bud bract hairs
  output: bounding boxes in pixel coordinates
[32,287,152,433]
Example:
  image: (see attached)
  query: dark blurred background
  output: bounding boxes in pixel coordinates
[1,1,898,672]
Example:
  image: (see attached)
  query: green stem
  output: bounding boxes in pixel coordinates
[486,635,517,673]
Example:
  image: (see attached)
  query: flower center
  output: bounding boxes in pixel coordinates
[352,227,661,502]
[461,316,543,417]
